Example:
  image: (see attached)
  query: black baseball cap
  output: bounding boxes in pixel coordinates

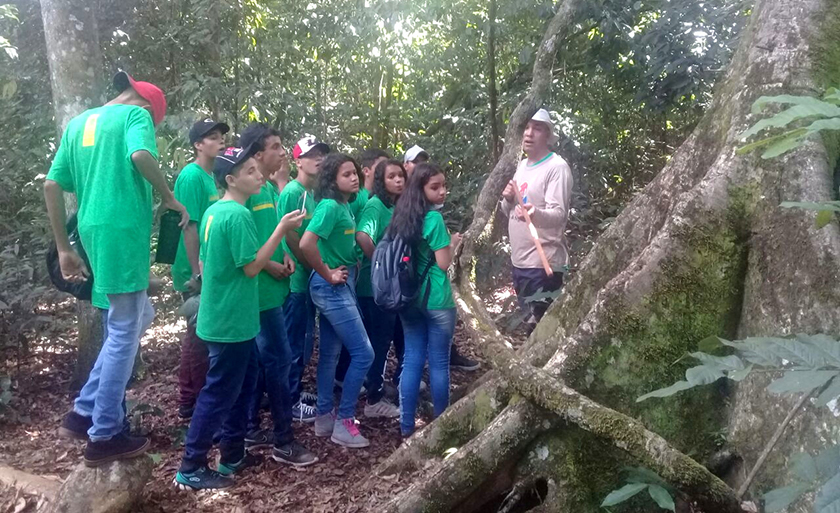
[189,118,230,145]
[214,145,257,185]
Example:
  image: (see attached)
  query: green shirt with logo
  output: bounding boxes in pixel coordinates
[246,182,290,311]
[46,104,158,309]
[415,210,455,310]
[196,200,260,342]
[171,162,219,292]
[278,180,316,293]
[355,195,393,297]
[306,198,358,270]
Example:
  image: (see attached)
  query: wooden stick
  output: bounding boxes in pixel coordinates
[512,180,553,276]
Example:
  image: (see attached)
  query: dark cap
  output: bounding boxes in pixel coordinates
[113,71,167,126]
[189,118,230,145]
[214,145,257,185]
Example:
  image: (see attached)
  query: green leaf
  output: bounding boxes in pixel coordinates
[764,483,811,512]
[767,371,839,394]
[736,128,806,155]
[781,201,840,213]
[816,210,834,228]
[740,103,840,140]
[624,467,669,488]
[1,80,16,100]
[647,484,676,511]
[751,94,840,115]
[148,453,162,464]
[761,132,808,158]
[697,336,723,352]
[637,381,693,402]
[685,365,725,386]
[728,364,754,381]
[816,447,840,480]
[791,452,818,482]
[797,334,840,367]
[690,352,746,371]
[818,497,840,513]
[601,483,648,506]
[817,472,840,511]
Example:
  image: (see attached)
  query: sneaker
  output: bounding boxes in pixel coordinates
[244,429,273,449]
[174,466,234,491]
[331,418,370,448]
[292,401,317,423]
[58,411,92,440]
[364,399,400,419]
[314,411,336,437]
[272,441,318,467]
[217,452,264,476]
[84,433,150,467]
[300,391,318,405]
[177,404,194,420]
[450,352,480,371]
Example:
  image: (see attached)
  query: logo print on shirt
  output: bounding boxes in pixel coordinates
[519,182,529,204]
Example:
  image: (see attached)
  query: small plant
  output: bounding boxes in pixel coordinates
[601,467,675,511]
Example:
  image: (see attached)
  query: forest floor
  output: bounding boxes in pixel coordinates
[0,279,522,513]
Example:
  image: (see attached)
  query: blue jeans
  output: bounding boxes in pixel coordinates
[74,291,154,441]
[283,291,315,404]
[248,306,294,445]
[398,306,456,436]
[309,272,373,419]
[180,339,258,472]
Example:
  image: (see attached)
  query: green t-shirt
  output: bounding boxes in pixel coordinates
[278,180,317,293]
[416,210,455,310]
[196,200,261,342]
[46,104,158,309]
[171,162,219,292]
[246,182,290,311]
[306,199,358,269]
[349,188,370,220]
[356,195,393,297]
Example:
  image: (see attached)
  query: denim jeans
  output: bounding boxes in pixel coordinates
[248,306,294,446]
[309,272,373,419]
[392,317,405,386]
[283,291,315,404]
[398,306,456,436]
[74,291,154,441]
[180,339,258,472]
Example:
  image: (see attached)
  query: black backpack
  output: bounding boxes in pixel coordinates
[46,213,94,301]
[371,233,434,312]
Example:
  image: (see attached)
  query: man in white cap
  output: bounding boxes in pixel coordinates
[403,145,429,176]
[500,108,573,328]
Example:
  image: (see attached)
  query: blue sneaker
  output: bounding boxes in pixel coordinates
[174,466,234,491]
[217,452,263,476]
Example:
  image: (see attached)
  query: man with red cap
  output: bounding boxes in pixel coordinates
[45,71,188,466]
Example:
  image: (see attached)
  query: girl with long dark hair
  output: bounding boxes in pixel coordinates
[354,159,407,418]
[299,153,374,448]
[386,163,461,437]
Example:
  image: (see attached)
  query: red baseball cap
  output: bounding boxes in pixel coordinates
[293,135,330,160]
[113,71,167,126]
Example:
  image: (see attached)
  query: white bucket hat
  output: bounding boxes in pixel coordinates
[530,108,559,144]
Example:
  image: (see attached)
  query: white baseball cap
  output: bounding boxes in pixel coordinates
[293,135,330,159]
[530,108,559,143]
[404,144,429,163]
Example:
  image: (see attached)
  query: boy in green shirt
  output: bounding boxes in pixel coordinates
[174,118,228,420]
[238,123,317,466]
[175,145,304,491]
[46,72,188,466]
[279,135,329,420]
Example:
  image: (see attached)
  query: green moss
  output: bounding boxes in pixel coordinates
[427,389,508,456]
[811,0,840,169]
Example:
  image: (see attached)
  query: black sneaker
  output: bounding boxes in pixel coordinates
[450,352,480,371]
[244,429,274,449]
[83,433,150,467]
[217,452,263,476]
[58,411,92,440]
[177,404,194,420]
[272,441,318,467]
[174,466,234,491]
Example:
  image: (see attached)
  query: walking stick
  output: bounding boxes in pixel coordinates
[512,180,553,277]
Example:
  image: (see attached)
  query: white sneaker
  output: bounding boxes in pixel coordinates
[364,399,400,419]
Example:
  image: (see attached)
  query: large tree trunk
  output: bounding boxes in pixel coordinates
[40,0,105,390]
[375,0,840,510]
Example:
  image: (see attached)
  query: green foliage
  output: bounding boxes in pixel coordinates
[737,88,840,159]
[601,467,676,511]
[762,447,840,513]
[638,334,840,402]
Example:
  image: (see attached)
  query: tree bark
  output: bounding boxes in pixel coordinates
[381,0,840,510]
[40,0,105,390]
[487,0,500,165]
